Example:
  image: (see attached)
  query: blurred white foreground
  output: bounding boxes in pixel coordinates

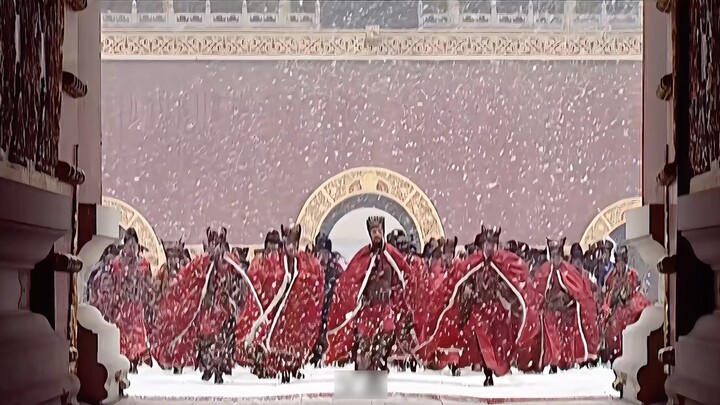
[126,365,619,402]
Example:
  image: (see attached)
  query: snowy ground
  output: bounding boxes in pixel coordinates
[127,365,619,402]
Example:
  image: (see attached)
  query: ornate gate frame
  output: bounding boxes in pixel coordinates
[102,196,166,273]
[295,167,445,249]
[579,197,643,249]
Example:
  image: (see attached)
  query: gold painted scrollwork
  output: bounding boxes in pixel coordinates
[102,196,166,274]
[295,167,445,249]
[579,197,642,249]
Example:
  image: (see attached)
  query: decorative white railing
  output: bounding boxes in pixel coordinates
[101,0,642,31]
[102,0,318,29]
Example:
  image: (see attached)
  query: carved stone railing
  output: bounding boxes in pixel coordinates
[102,0,317,29]
[100,0,642,32]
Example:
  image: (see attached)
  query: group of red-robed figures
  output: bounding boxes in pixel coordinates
[85,217,650,387]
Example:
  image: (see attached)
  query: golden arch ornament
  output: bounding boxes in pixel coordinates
[295,167,445,249]
[579,197,642,249]
[102,196,166,274]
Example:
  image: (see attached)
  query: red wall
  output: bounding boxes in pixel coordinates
[101,59,642,245]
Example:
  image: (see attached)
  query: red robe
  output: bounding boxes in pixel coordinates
[392,254,427,363]
[414,257,451,345]
[248,252,325,375]
[149,256,211,370]
[324,244,416,365]
[522,261,599,371]
[109,255,153,365]
[196,252,244,374]
[415,250,536,376]
[233,252,286,367]
[601,267,650,361]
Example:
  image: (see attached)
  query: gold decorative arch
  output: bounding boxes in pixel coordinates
[295,167,445,249]
[102,196,166,274]
[580,197,642,249]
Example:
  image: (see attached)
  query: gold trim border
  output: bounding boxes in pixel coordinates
[579,197,642,249]
[295,167,445,249]
[101,31,642,60]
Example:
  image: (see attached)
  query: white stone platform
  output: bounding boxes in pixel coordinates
[125,365,619,403]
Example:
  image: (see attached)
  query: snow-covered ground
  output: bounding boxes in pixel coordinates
[127,365,619,401]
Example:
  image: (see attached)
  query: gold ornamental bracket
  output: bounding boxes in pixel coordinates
[579,197,643,249]
[102,196,166,274]
[295,167,445,249]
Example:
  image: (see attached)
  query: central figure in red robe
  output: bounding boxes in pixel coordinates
[415,226,537,386]
[324,216,416,371]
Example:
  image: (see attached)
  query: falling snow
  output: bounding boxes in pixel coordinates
[101,60,641,245]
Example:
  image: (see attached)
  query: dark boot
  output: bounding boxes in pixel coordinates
[450,364,461,376]
[214,371,224,384]
[201,370,212,381]
[355,337,372,370]
[173,366,182,375]
[549,365,558,374]
[292,369,304,379]
[483,367,494,386]
[409,359,417,373]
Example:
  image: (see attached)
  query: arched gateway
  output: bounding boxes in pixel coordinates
[295,167,445,253]
[579,197,642,249]
[101,196,166,273]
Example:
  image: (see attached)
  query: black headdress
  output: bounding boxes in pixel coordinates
[570,242,584,260]
[366,216,385,235]
[479,225,502,246]
[386,229,405,247]
[614,245,629,263]
[422,239,436,260]
[465,242,477,256]
[546,236,567,256]
[505,240,518,253]
[123,227,140,245]
[314,232,333,253]
[596,240,614,252]
[264,229,281,248]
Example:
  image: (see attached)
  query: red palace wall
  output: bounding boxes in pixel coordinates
[101,60,641,245]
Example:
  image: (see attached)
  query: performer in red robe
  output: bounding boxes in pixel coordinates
[246,225,325,383]
[387,229,424,371]
[86,243,120,315]
[148,239,193,374]
[418,237,460,371]
[233,230,286,376]
[324,216,417,371]
[601,246,651,363]
[310,233,344,367]
[415,226,536,385]
[147,229,249,383]
[527,237,599,373]
[569,242,600,368]
[193,227,244,384]
[108,228,153,374]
